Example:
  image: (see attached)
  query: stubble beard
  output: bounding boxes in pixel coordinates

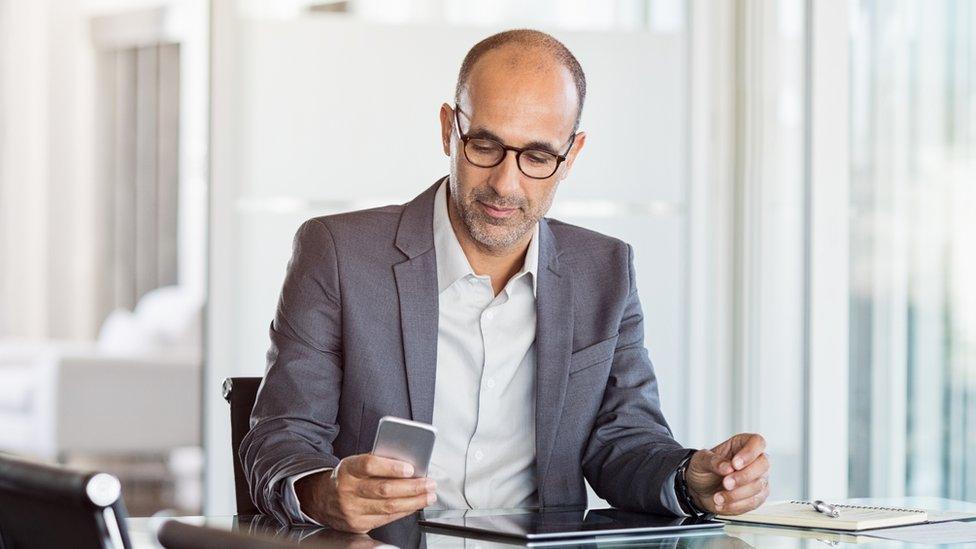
[447,175,544,254]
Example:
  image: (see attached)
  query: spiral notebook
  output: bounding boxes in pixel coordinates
[716,500,928,532]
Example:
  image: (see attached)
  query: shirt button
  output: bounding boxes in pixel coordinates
[483,310,494,321]
[474,450,484,461]
[485,378,496,389]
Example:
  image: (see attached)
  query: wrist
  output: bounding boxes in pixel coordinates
[675,452,710,517]
[295,470,333,518]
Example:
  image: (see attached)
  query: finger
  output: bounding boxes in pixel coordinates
[725,453,769,490]
[717,484,769,515]
[731,434,766,470]
[345,454,415,479]
[357,477,436,500]
[714,476,768,510]
[361,492,435,515]
[698,449,734,476]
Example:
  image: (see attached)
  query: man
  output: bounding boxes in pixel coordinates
[242,29,770,534]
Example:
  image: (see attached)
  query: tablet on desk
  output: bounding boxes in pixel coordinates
[419,507,723,544]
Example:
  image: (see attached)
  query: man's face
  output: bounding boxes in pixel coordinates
[440,47,586,254]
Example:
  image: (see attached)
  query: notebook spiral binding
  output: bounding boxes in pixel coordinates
[788,500,926,514]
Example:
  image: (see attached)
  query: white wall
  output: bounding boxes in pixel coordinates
[0,0,57,338]
[208,9,691,513]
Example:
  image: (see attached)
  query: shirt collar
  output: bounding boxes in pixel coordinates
[432,180,539,296]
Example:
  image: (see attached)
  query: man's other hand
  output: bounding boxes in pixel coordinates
[295,454,437,533]
[685,433,769,515]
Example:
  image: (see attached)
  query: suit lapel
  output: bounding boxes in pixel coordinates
[534,219,574,502]
[393,180,443,424]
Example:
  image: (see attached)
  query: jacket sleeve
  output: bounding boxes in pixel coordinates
[581,243,695,515]
[239,219,344,524]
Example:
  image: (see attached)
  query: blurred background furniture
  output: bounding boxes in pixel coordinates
[0,286,203,515]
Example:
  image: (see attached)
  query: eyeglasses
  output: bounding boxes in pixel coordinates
[453,105,576,180]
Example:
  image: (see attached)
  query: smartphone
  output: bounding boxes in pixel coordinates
[371,416,437,478]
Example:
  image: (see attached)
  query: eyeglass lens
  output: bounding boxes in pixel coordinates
[463,138,559,179]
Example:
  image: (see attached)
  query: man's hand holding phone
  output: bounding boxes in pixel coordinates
[296,416,438,533]
[295,454,437,533]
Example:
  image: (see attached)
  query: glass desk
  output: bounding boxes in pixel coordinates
[127,497,976,548]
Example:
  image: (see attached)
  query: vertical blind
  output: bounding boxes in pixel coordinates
[95,43,180,319]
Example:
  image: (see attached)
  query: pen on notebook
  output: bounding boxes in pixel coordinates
[812,500,840,518]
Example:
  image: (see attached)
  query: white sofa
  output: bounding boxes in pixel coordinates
[0,287,201,460]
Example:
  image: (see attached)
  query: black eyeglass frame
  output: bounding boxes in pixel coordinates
[453,104,577,180]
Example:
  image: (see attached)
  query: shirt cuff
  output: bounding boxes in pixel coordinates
[284,467,333,526]
[661,467,690,517]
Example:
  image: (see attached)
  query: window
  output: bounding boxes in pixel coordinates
[732,0,808,500]
[849,0,976,499]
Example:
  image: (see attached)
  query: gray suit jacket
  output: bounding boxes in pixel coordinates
[242,179,692,524]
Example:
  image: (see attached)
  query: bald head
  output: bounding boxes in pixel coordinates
[455,29,586,131]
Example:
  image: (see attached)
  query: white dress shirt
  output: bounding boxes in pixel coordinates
[426,181,539,509]
[282,181,687,523]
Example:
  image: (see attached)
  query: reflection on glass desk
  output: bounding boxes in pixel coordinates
[419,507,723,542]
[127,498,976,548]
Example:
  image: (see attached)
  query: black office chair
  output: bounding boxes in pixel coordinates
[0,452,133,549]
[223,376,263,515]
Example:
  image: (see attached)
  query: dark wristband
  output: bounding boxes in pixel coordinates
[674,452,712,519]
